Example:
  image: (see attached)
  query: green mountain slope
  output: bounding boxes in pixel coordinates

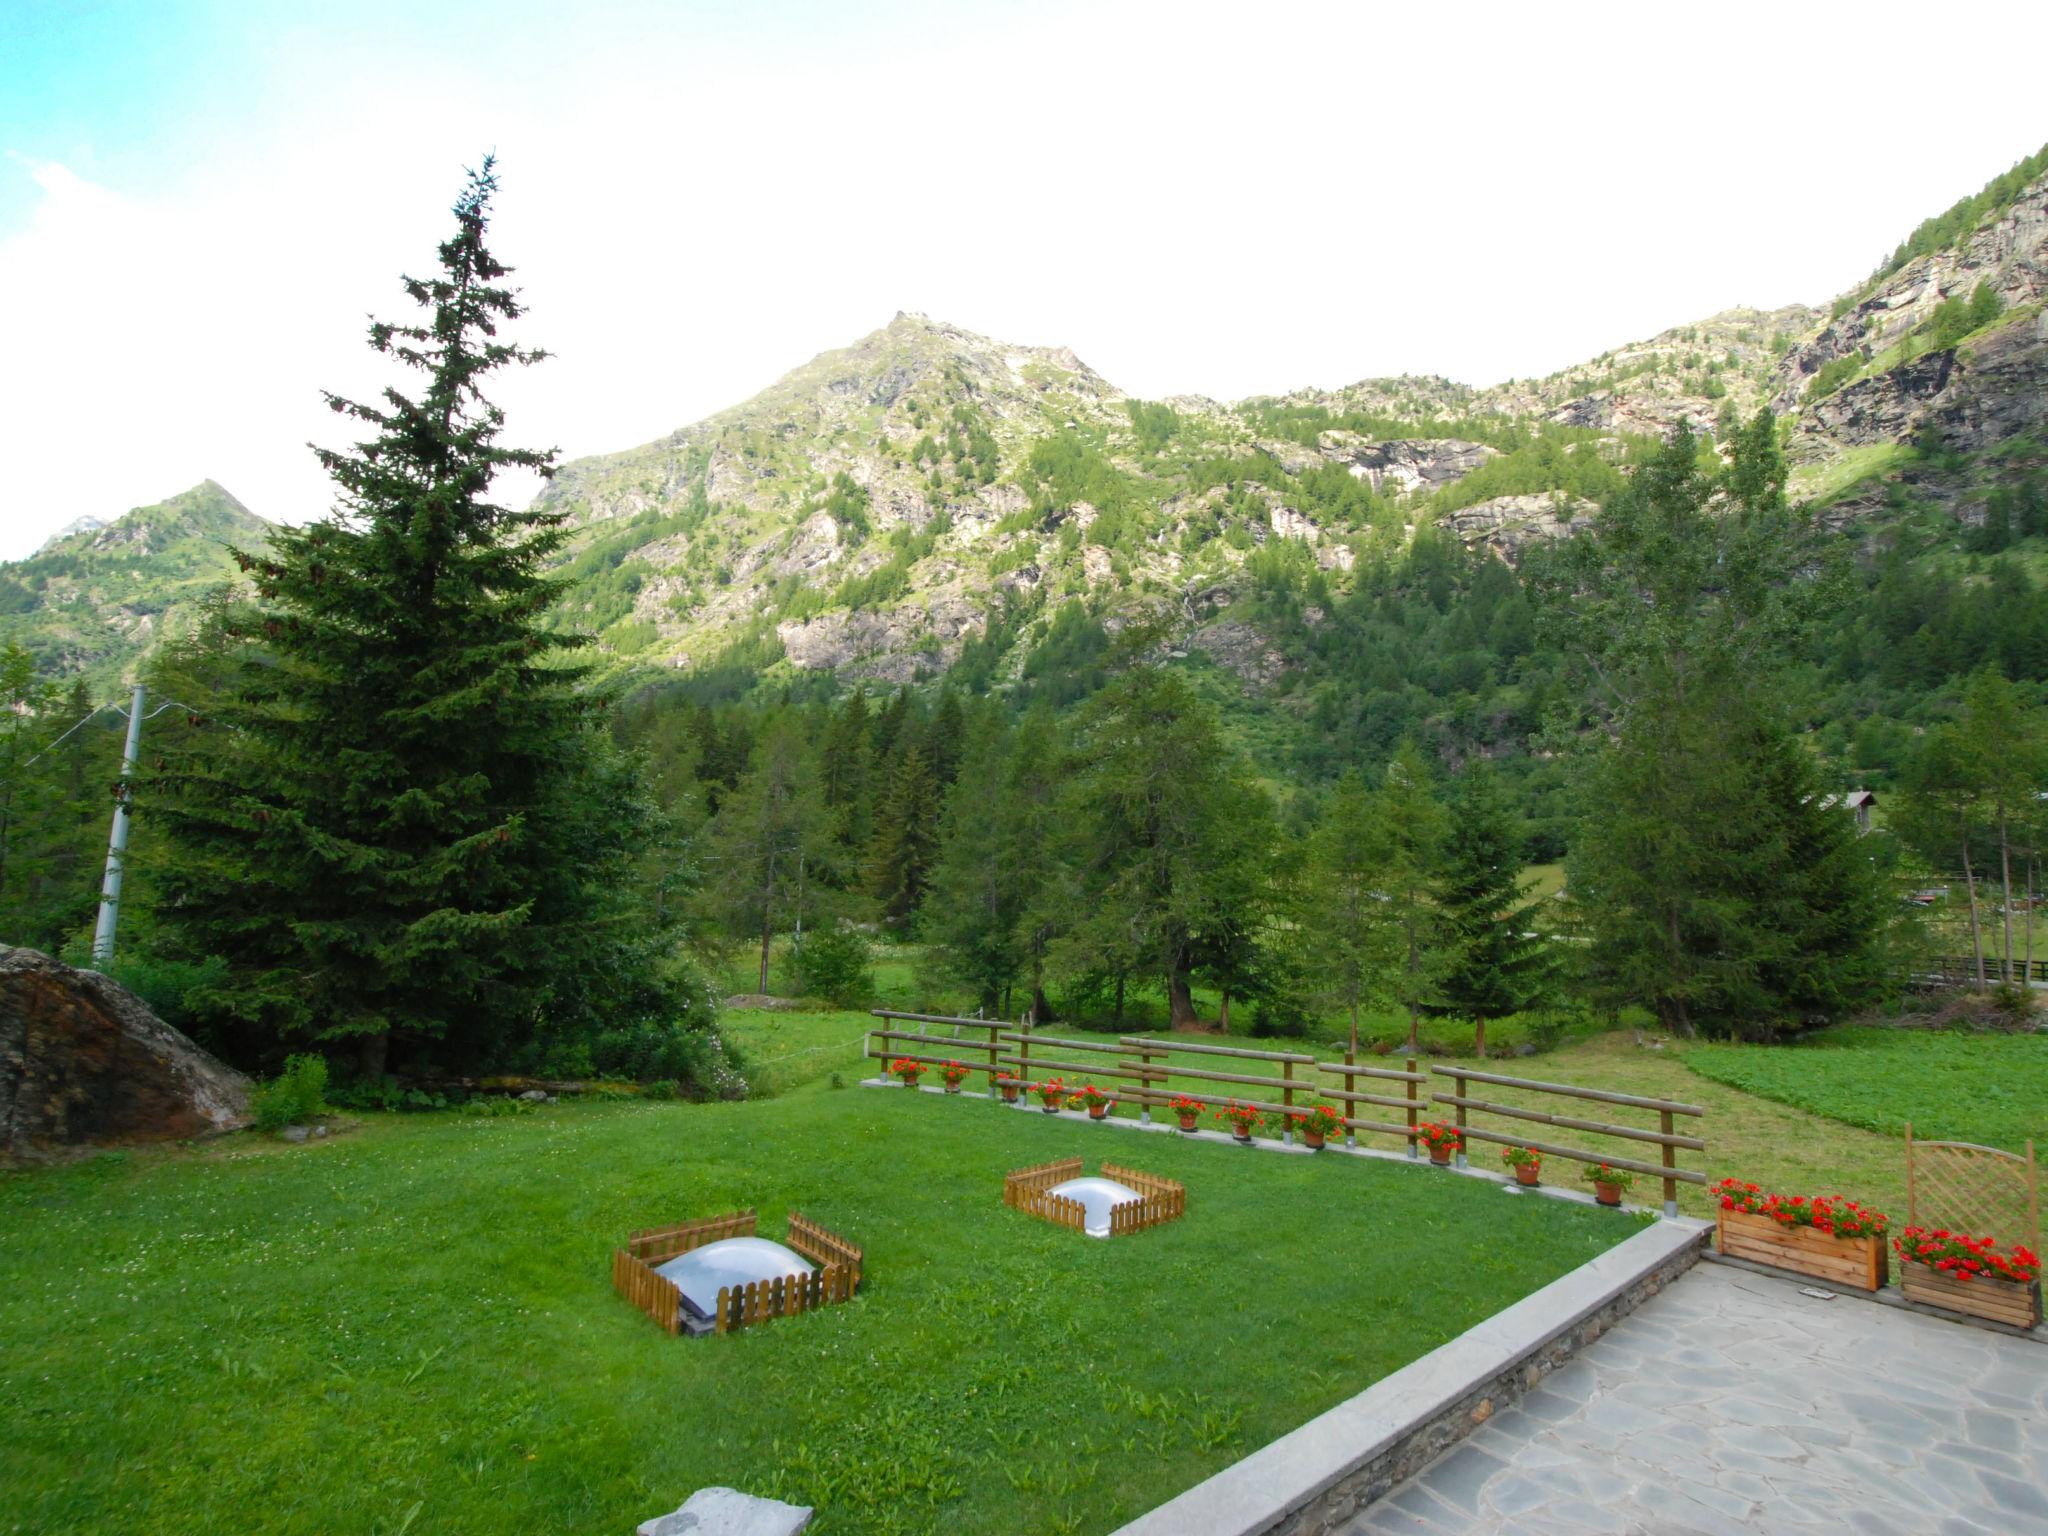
[0,481,269,691]
[525,148,2047,688]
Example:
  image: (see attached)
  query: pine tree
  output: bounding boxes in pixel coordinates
[921,709,1022,1013]
[1054,668,1268,1029]
[1432,761,1548,1057]
[1377,741,1448,1052]
[702,717,833,994]
[149,160,684,1077]
[866,741,941,931]
[1291,770,1399,1055]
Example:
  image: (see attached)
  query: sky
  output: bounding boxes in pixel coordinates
[2,0,2045,559]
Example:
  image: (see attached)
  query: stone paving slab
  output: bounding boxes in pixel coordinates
[1346,1263,2048,1535]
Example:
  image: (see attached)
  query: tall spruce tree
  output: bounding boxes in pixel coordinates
[866,740,942,931]
[1432,761,1549,1057]
[1291,769,1400,1055]
[1547,413,1883,1037]
[150,160,685,1077]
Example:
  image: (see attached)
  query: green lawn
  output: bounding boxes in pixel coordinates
[1680,1026,2047,1155]
[0,1085,1634,1536]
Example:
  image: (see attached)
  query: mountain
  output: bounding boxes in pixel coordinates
[8,145,2046,700]
[528,149,2048,687]
[0,481,271,692]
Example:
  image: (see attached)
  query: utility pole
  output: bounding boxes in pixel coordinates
[91,683,145,965]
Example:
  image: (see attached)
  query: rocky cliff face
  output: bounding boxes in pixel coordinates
[1775,169,2048,465]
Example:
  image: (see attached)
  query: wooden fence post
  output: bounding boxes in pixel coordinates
[1660,1108,1678,1217]
[1139,1042,1153,1124]
[1343,1048,1357,1149]
[1450,1067,1467,1168]
[1281,1058,1296,1144]
[1406,1056,1419,1158]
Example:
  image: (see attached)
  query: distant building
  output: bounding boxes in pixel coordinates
[1817,788,1877,835]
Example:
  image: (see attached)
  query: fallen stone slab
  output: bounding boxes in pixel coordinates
[636,1487,814,1536]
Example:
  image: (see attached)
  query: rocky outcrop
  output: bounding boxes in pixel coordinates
[1321,436,1495,493]
[1188,620,1288,688]
[777,597,984,683]
[1440,495,1589,564]
[0,946,251,1161]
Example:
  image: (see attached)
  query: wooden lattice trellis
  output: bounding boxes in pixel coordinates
[1906,1124,2040,1250]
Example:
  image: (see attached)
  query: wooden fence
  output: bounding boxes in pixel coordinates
[1003,1156,1185,1236]
[866,1016,1707,1214]
[866,1011,1008,1084]
[1100,1162,1187,1233]
[1004,1156,1089,1231]
[1429,1066,1706,1214]
[612,1246,683,1336]
[613,1208,863,1335]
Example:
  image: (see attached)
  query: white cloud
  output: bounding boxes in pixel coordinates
[3,0,2046,558]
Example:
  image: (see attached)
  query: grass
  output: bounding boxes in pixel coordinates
[0,1084,1633,1536]
[1680,1026,2047,1155]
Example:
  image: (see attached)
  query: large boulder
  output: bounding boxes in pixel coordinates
[0,946,251,1161]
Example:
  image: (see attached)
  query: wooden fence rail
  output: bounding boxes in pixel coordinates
[1429,1065,1705,1213]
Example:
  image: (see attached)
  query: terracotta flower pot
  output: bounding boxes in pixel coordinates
[1303,1128,1326,1150]
[1040,1103,1059,1114]
[1087,1103,1109,1120]
[1428,1143,1452,1166]
[1177,1115,1199,1132]
[1232,1128,1252,1143]
[1594,1181,1624,1207]
[1515,1163,1540,1187]
[943,1082,962,1095]
[999,1085,1020,1103]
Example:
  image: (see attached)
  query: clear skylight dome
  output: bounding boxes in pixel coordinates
[1048,1175,1140,1238]
[655,1237,814,1320]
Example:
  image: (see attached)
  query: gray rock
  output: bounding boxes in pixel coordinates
[313,1124,328,1137]
[636,1487,813,1536]
[519,1089,548,1102]
[1,944,252,1161]
[282,1125,310,1143]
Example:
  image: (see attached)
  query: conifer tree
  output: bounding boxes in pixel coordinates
[866,740,941,931]
[1432,761,1548,1057]
[1376,741,1448,1052]
[921,709,1022,1012]
[150,160,686,1076]
[1290,769,1399,1054]
[702,717,833,994]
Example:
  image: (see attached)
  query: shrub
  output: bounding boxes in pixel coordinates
[794,922,874,1008]
[251,1053,329,1132]
[1246,995,1312,1038]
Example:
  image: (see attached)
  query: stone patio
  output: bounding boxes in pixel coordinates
[1347,1261,2048,1535]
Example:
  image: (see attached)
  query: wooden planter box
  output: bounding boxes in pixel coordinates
[1717,1209,1888,1291]
[1899,1263,2043,1329]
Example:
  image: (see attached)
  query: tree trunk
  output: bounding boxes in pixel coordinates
[1167,968,1199,1031]
[1219,990,1231,1033]
[758,908,773,995]
[1348,992,1359,1058]
[1961,836,1985,987]
[1405,1000,1419,1054]
[1998,815,2015,985]
[1113,974,1125,1024]
[1474,1018,1487,1060]
[2027,859,2037,987]
[1031,985,1053,1025]
[359,1029,389,1082]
